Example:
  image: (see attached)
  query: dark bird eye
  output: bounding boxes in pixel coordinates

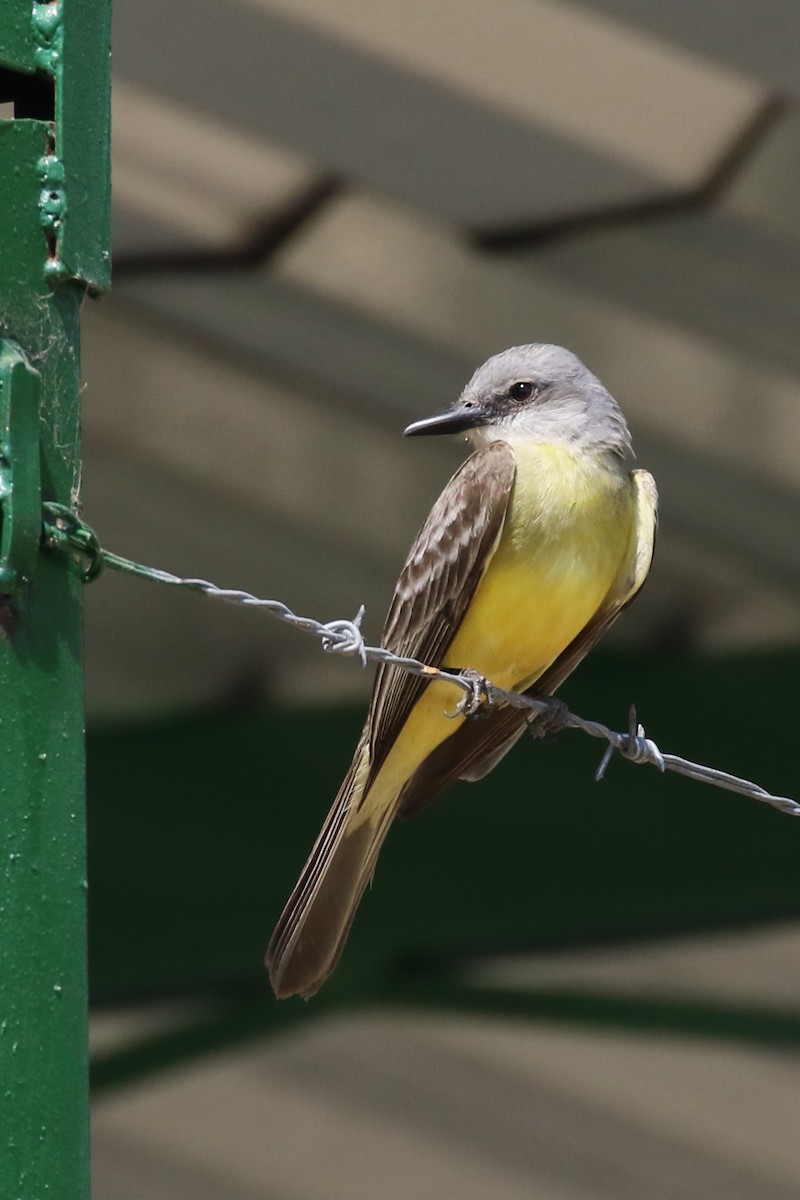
[508,381,535,402]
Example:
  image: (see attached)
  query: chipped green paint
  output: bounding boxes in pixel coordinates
[0,1,111,1197]
[37,149,68,280]
[0,0,111,290]
[31,0,64,73]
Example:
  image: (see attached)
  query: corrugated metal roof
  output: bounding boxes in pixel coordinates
[83,0,800,713]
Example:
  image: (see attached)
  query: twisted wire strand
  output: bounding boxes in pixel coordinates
[41,502,800,818]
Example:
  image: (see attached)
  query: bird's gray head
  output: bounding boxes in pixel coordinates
[405,344,632,458]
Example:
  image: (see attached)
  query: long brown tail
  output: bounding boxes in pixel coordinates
[266,739,396,999]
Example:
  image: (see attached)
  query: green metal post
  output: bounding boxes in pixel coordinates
[0,2,111,1197]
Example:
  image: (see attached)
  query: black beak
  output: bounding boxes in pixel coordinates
[403,405,483,437]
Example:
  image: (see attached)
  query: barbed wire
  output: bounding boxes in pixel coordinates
[41,501,799,818]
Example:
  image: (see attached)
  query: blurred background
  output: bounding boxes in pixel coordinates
[85,1,800,1197]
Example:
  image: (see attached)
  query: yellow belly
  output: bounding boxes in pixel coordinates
[361,441,636,817]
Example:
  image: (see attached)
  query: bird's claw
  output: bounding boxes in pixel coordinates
[446,668,494,719]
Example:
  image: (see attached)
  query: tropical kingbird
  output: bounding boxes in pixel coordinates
[267,343,657,998]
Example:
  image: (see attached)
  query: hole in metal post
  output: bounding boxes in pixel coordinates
[0,65,55,121]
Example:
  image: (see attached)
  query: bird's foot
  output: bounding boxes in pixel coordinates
[446,668,495,719]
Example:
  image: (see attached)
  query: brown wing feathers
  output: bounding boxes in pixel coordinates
[266,442,516,996]
[364,440,516,784]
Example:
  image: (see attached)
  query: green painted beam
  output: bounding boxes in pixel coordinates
[0,2,110,1197]
[87,645,800,1005]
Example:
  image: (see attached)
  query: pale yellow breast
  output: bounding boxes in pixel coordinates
[449,440,634,690]
[359,441,637,820]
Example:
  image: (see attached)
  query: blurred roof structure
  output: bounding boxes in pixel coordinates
[81,10,800,1200]
[92,925,800,1200]
[81,0,800,715]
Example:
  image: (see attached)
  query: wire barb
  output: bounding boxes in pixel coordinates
[320,606,367,665]
[40,504,800,820]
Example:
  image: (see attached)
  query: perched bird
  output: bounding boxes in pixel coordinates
[267,344,657,998]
